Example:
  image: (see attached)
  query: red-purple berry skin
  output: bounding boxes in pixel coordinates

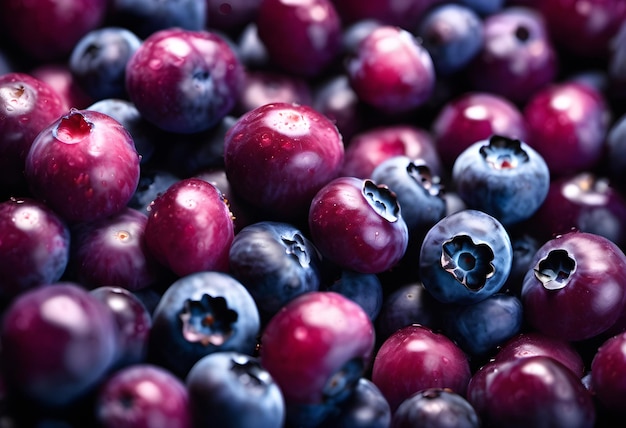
[591,332,626,415]
[71,207,163,291]
[259,291,375,405]
[24,109,141,224]
[257,0,342,77]
[96,364,192,428]
[224,102,344,221]
[432,92,528,170]
[523,81,611,177]
[466,6,559,105]
[521,231,626,342]
[0,0,108,61]
[0,197,70,299]
[144,177,235,276]
[529,0,626,59]
[493,332,585,378]
[468,356,595,428]
[125,28,244,134]
[308,177,409,274]
[371,324,472,412]
[340,125,443,180]
[346,26,436,114]
[0,73,66,195]
[0,283,118,407]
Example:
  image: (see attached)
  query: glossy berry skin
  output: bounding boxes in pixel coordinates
[528,0,626,59]
[195,167,254,233]
[375,282,443,343]
[149,271,260,378]
[108,0,207,39]
[228,221,323,319]
[493,332,585,378]
[90,286,152,369]
[224,102,344,221]
[186,352,285,428]
[441,293,523,357]
[605,112,626,195]
[346,25,436,114]
[0,197,70,299]
[419,209,513,305]
[0,283,118,407]
[324,378,391,428]
[308,177,409,274]
[466,6,558,105]
[70,207,162,291]
[521,231,626,342]
[30,63,94,111]
[416,3,484,76]
[461,0,504,14]
[144,177,235,276]
[259,291,375,406]
[0,0,108,61]
[523,81,611,177]
[432,92,528,169]
[125,28,244,134]
[0,73,66,196]
[371,155,446,236]
[128,169,180,215]
[234,70,313,117]
[467,356,595,428]
[69,27,142,101]
[591,332,626,415]
[256,0,342,77]
[341,125,443,180]
[95,364,191,428]
[452,135,550,226]
[24,109,141,224]
[87,98,158,165]
[391,388,480,428]
[327,270,384,321]
[371,324,471,412]
[530,172,626,249]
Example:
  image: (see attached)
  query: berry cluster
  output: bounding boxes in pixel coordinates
[2,0,626,427]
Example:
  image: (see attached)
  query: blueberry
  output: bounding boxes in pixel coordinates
[228,221,324,320]
[127,169,180,215]
[460,0,505,15]
[416,3,485,76]
[186,352,285,428]
[87,98,159,165]
[149,271,260,377]
[441,293,524,357]
[108,0,207,39]
[69,27,141,101]
[375,282,443,344]
[451,135,550,226]
[392,388,480,428]
[324,378,391,428]
[370,155,446,237]
[419,209,513,305]
[327,270,384,321]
